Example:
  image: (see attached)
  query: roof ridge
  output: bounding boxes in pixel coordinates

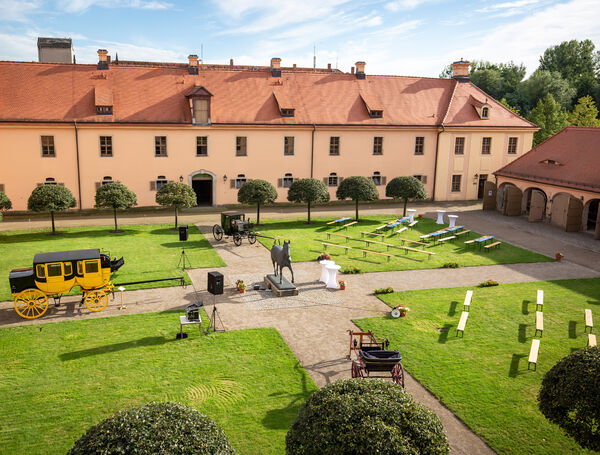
[441,79,458,125]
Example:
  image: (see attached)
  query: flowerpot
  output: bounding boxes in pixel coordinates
[555,254,563,261]
[339,285,346,290]
[400,312,407,317]
[238,288,245,294]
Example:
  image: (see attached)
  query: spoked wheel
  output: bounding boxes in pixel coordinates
[212,225,224,241]
[233,233,242,246]
[392,364,405,388]
[248,233,257,244]
[84,290,108,312]
[391,308,401,318]
[14,289,48,319]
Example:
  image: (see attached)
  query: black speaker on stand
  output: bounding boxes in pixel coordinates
[207,271,224,332]
[177,225,191,270]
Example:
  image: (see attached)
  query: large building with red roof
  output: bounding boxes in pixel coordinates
[0,46,537,210]
[492,126,600,238]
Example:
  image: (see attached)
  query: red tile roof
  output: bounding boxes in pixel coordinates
[495,127,600,192]
[0,61,537,128]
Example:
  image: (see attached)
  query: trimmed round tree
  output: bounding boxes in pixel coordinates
[286,379,449,455]
[155,182,196,228]
[237,179,277,225]
[95,182,137,233]
[287,178,330,224]
[68,402,235,455]
[335,176,378,221]
[27,184,76,234]
[0,191,12,221]
[538,346,600,451]
[386,176,427,216]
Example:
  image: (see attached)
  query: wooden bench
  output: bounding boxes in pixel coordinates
[361,239,394,251]
[585,309,593,333]
[360,249,392,262]
[535,311,544,337]
[437,235,456,244]
[401,246,436,259]
[361,231,386,239]
[455,229,471,237]
[464,239,476,246]
[326,232,352,242]
[456,311,469,337]
[463,290,473,311]
[484,241,502,251]
[408,221,418,228]
[528,339,540,371]
[536,290,544,311]
[588,333,597,347]
[394,227,408,235]
[321,242,352,254]
[375,225,388,231]
[397,237,428,248]
[341,221,357,230]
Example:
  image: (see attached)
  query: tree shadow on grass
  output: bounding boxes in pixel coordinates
[437,323,454,344]
[161,241,215,249]
[569,321,578,339]
[522,300,530,315]
[0,228,141,245]
[508,353,527,377]
[59,336,173,361]
[518,324,528,343]
[448,301,458,316]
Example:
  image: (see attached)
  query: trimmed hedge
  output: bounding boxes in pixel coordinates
[538,346,600,451]
[68,401,235,455]
[286,379,449,455]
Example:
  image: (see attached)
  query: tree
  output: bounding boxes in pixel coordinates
[569,95,600,127]
[518,70,576,112]
[68,402,235,455]
[155,182,196,228]
[499,97,521,116]
[0,191,11,221]
[385,176,427,216]
[286,379,449,455]
[335,176,378,221]
[95,182,137,232]
[237,179,277,225]
[527,93,570,146]
[470,68,504,100]
[538,346,600,451]
[287,178,330,224]
[27,184,76,234]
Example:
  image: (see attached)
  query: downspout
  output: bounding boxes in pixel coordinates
[73,121,82,210]
[310,123,316,178]
[432,124,444,201]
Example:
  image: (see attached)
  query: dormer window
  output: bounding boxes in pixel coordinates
[96,106,113,115]
[94,86,113,116]
[470,95,491,119]
[186,86,213,124]
[193,99,209,123]
[481,107,489,119]
[541,159,561,165]
[273,89,294,118]
[360,92,384,119]
[281,109,295,117]
[369,110,383,118]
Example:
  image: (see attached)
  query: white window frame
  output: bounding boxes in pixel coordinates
[283,136,295,156]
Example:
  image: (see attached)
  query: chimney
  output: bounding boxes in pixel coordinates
[327,63,331,70]
[271,57,281,77]
[97,49,109,70]
[351,66,354,74]
[355,61,365,79]
[451,59,470,81]
[188,54,199,75]
[293,63,297,70]
[230,58,234,67]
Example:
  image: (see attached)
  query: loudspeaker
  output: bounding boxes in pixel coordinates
[207,271,224,295]
[179,224,189,241]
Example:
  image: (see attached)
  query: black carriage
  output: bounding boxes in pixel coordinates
[348,330,405,387]
[212,211,257,246]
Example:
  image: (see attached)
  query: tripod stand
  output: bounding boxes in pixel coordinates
[178,246,192,270]
[208,294,225,332]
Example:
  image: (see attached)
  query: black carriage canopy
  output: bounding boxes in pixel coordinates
[33,249,101,265]
[359,350,402,360]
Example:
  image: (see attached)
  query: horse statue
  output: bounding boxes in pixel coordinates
[270,240,294,284]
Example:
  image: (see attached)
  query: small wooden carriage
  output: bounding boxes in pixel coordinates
[212,211,257,246]
[349,330,405,387]
[9,249,123,319]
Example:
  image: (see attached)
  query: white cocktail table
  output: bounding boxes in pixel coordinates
[407,209,417,223]
[436,210,446,224]
[447,214,458,228]
[319,260,334,283]
[325,264,342,289]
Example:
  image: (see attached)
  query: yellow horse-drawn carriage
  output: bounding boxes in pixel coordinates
[9,249,122,319]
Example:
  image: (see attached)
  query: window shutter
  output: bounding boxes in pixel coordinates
[58,182,65,186]
[230,180,236,189]
[323,177,328,185]
[95,182,101,190]
[277,178,283,188]
[150,181,156,191]
[381,176,387,185]
[422,176,428,184]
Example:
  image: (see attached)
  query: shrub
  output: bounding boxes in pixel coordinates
[374,287,394,294]
[286,379,449,455]
[68,402,235,455]
[538,346,600,451]
[442,262,459,268]
[342,265,363,274]
[479,279,499,287]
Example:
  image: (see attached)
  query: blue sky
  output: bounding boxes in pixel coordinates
[1,0,599,77]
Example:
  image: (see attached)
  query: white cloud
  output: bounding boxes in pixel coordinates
[0,32,38,60]
[56,0,173,13]
[76,39,185,63]
[384,0,431,12]
[365,15,383,27]
[0,0,42,22]
[477,0,540,12]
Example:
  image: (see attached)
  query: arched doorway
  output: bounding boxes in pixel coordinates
[584,199,599,232]
[523,188,547,222]
[497,183,522,216]
[188,170,215,206]
[550,193,583,232]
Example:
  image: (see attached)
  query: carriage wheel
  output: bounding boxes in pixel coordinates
[351,361,359,378]
[391,308,401,318]
[212,225,224,241]
[392,364,405,388]
[14,289,48,319]
[248,233,257,244]
[84,290,108,312]
[233,233,242,246]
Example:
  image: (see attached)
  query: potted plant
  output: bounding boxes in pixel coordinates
[391,305,410,318]
[236,279,246,293]
[338,280,347,290]
[555,252,564,261]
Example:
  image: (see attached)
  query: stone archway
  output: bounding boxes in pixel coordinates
[497,183,522,216]
[583,199,600,239]
[522,187,547,222]
[188,169,216,206]
[550,192,583,232]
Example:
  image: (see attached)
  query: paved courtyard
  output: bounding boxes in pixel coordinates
[1,203,599,454]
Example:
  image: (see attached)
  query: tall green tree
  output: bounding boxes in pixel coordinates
[527,93,570,146]
[335,176,378,221]
[385,176,427,216]
[287,178,329,224]
[569,95,600,127]
[155,182,196,228]
[518,70,576,112]
[499,98,521,116]
[95,182,137,232]
[237,179,277,225]
[27,184,76,234]
[0,191,12,222]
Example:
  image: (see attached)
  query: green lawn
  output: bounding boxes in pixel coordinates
[0,224,225,302]
[354,279,600,455]
[0,311,316,455]
[255,215,551,272]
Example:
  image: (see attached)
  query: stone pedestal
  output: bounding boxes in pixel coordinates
[265,274,298,297]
